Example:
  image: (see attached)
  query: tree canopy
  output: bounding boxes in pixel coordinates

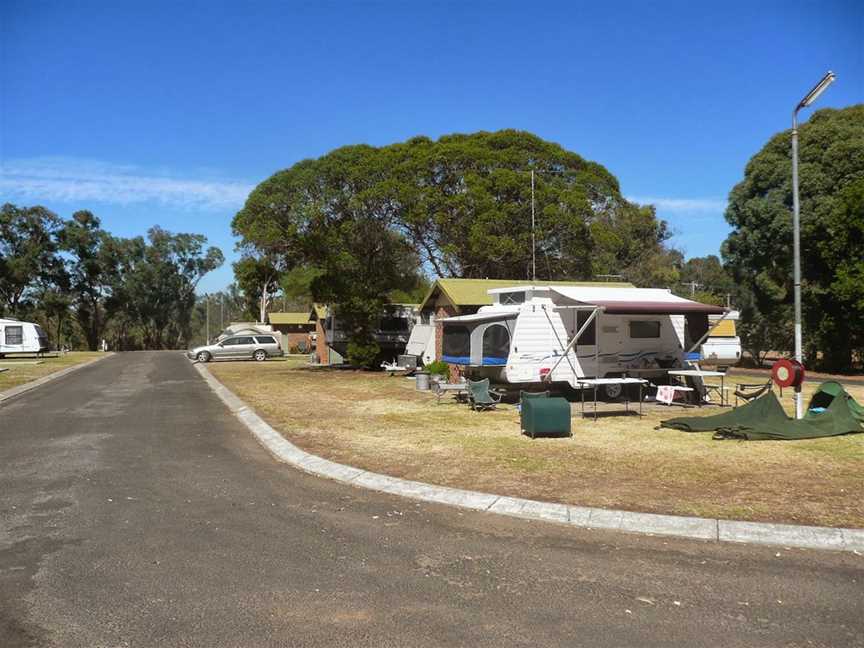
[233,129,680,363]
[0,204,63,315]
[722,104,864,370]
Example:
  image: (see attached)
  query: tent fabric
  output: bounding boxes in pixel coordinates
[660,381,864,440]
[404,324,432,356]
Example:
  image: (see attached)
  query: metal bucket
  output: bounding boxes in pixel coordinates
[415,371,430,391]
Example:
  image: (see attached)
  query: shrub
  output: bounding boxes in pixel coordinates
[424,360,450,378]
[347,338,380,368]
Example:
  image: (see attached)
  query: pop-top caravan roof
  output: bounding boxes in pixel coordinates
[547,286,726,315]
[439,310,519,324]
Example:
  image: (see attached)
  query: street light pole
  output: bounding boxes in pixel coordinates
[791,70,835,419]
[531,169,536,282]
[205,294,210,345]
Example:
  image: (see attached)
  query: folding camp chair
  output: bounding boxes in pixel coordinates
[734,380,774,407]
[468,378,504,411]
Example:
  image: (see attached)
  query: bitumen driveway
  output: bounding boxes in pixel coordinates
[1,352,862,648]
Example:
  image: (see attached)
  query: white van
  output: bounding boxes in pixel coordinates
[0,318,51,356]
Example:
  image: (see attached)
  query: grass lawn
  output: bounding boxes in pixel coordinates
[0,352,105,392]
[208,357,864,529]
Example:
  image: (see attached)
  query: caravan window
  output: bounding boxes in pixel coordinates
[442,326,471,358]
[380,317,409,332]
[629,321,661,339]
[499,292,525,305]
[482,324,510,362]
[5,326,23,345]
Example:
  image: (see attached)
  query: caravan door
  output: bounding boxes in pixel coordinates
[571,309,598,378]
[547,308,597,384]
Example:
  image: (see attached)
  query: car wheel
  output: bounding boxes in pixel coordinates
[196,351,211,363]
[253,350,267,362]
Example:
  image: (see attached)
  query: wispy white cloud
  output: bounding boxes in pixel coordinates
[0,157,255,210]
[627,196,727,213]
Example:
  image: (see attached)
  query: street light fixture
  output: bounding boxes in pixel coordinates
[791,70,835,419]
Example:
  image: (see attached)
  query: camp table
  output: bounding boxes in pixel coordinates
[576,377,648,421]
[667,369,728,406]
[433,381,470,404]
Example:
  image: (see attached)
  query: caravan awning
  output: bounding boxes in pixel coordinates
[550,286,726,315]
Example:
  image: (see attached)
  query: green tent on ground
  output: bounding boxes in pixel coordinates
[660,381,864,440]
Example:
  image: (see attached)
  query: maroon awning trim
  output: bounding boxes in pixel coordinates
[591,301,726,315]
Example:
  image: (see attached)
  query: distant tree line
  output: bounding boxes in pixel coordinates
[0,204,223,350]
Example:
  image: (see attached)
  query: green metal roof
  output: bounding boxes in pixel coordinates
[268,312,314,325]
[309,303,328,321]
[419,278,634,311]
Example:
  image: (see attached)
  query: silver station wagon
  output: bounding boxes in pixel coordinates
[188,334,283,363]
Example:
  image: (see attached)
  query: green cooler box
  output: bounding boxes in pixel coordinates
[522,396,571,438]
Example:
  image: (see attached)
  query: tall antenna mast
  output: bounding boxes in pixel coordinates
[531,169,536,281]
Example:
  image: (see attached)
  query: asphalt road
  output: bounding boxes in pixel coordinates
[1,352,862,648]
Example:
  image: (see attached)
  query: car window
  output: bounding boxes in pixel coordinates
[255,336,277,344]
[234,336,255,345]
[222,338,241,346]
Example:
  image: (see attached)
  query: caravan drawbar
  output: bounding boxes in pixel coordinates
[440,285,728,398]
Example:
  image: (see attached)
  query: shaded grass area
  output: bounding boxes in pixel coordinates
[209,358,864,528]
[0,352,105,391]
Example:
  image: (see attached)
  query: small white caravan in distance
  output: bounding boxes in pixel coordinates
[0,318,51,357]
[440,285,733,399]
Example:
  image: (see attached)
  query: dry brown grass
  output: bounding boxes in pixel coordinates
[209,358,864,528]
[0,352,104,391]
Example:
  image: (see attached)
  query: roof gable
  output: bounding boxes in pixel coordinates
[268,312,314,325]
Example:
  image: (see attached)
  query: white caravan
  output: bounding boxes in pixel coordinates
[0,318,51,357]
[440,285,729,398]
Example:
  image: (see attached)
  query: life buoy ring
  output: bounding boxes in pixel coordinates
[771,358,805,388]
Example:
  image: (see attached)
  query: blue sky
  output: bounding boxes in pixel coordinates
[1,0,861,292]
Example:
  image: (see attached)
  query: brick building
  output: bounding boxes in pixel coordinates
[267,312,315,353]
[307,304,344,365]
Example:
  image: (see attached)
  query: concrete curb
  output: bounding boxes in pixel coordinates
[195,361,864,553]
[0,353,114,405]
